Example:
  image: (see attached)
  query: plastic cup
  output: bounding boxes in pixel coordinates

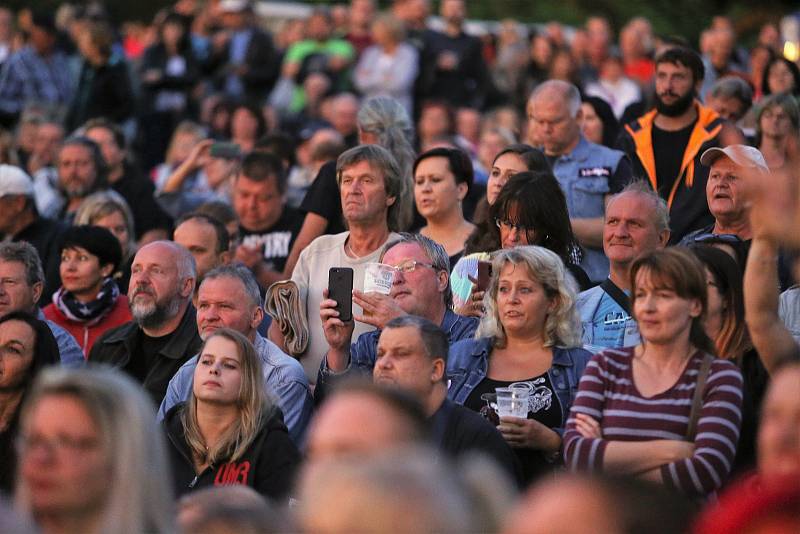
[495,387,514,417]
[509,382,531,418]
[363,263,395,295]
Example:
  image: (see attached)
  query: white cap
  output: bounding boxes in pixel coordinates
[219,0,250,12]
[700,145,769,173]
[0,165,34,198]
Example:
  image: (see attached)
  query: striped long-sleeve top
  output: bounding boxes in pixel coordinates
[563,347,743,496]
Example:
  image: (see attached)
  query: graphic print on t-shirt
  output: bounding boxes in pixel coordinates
[519,376,553,414]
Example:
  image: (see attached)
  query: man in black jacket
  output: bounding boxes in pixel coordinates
[373,315,521,484]
[89,241,201,403]
[206,0,280,104]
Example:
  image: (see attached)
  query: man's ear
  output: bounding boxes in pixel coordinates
[251,306,264,330]
[181,277,196,298]
[689,298,703,319]
[386,195,396,207]
[437,269,449,294]
[431,358,445,383]
[31,281,43,305]
[658,230,671,247]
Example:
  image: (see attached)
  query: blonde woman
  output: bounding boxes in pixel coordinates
[15,367,174,534]
[447,246,591,485]
[163,328,300,501]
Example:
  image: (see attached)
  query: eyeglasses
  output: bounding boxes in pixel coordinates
[391,260,440,274]
[495,218,532,234]
[691,233,743,244]
[16,433,100,458]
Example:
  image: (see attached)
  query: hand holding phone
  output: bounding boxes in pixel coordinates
[476,261,493,292]
[327,267,354,322]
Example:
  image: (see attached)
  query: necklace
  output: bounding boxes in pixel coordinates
[345,238,365,259]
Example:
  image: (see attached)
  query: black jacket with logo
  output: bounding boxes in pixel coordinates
[163,403,300,501]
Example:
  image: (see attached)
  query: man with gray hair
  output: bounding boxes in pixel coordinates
[291,144,407,382]
[315,233,477,401]
[158,264,313,445]
[706,77,753,124]
[0,241,83,366]
[90,241,201,403]
[527,80,633,283]
[576,181,670,352]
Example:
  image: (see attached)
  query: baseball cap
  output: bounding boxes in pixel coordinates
[0,165,34,198]
[700,145,769,173]
[219,0,251,12]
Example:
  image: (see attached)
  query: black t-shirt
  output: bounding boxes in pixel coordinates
[652,121,696,199]
[240,205,304,274]
[465,372,563,485]
[299,160,347,234]
[137,330,174,379]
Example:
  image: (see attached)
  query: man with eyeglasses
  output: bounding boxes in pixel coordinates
[314,233,478,403]
[528,80,632,283]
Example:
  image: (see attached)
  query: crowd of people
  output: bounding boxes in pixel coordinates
[0,0,799,532]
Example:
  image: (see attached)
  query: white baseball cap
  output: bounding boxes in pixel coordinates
[219,0,251,12]
[700,145,769,173]
[0,165,34,198]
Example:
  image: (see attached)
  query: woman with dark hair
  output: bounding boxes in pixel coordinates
[230,103,267,153]
[43,226,131,358]
[164,328,300,500]
[690,245,768,474]
[0,312,60,492]
[413,147,476,267]
[138,10,201,170]
[565,248,744,497]
[453,169,589,315]
[467,143,549,250]
[761,56,800,98]
[580,96,620,148]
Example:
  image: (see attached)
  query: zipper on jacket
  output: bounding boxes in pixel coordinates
[189,474,199,488]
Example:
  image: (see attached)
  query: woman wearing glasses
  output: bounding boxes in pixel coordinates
[452,171,590,316]
[413,147,476,269]
[448,246,591,486]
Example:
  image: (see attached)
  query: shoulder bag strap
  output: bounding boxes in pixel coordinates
[600,278,632,315]
[685,353,715,441]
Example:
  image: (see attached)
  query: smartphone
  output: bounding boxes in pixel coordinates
[209,142,241,159]
[476,261,493,292]
[328,267,354,322]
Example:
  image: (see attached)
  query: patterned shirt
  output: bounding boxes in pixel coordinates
[0,47,73,115]
[563,347,743,496]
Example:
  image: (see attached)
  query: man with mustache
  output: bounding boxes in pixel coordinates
[617,46,740,244]
[576,182,670,352]
[89,241,201,403]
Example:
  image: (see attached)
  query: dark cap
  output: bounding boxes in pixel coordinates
[58,225,123,272]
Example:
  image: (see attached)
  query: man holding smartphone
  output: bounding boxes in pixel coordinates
[291,145,404,383]
[314,233,478,403]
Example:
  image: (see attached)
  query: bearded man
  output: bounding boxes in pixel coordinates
[89,241,201,403]
[617,46,740,243]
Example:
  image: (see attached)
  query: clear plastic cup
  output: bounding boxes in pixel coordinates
[363,263,395,295]
[509,382,531,418]
[495,387,514,417]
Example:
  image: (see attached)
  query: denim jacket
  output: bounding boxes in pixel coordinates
[447,337,591,434]
[549,135,627,282]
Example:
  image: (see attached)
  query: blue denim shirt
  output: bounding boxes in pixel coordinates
[446,337,591,434]
[549,136,627,283]
[158,333,314,447]
[315,310,479,402]
[37,310,84,368]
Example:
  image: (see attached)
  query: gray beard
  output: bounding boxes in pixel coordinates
[130,296,182,329]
